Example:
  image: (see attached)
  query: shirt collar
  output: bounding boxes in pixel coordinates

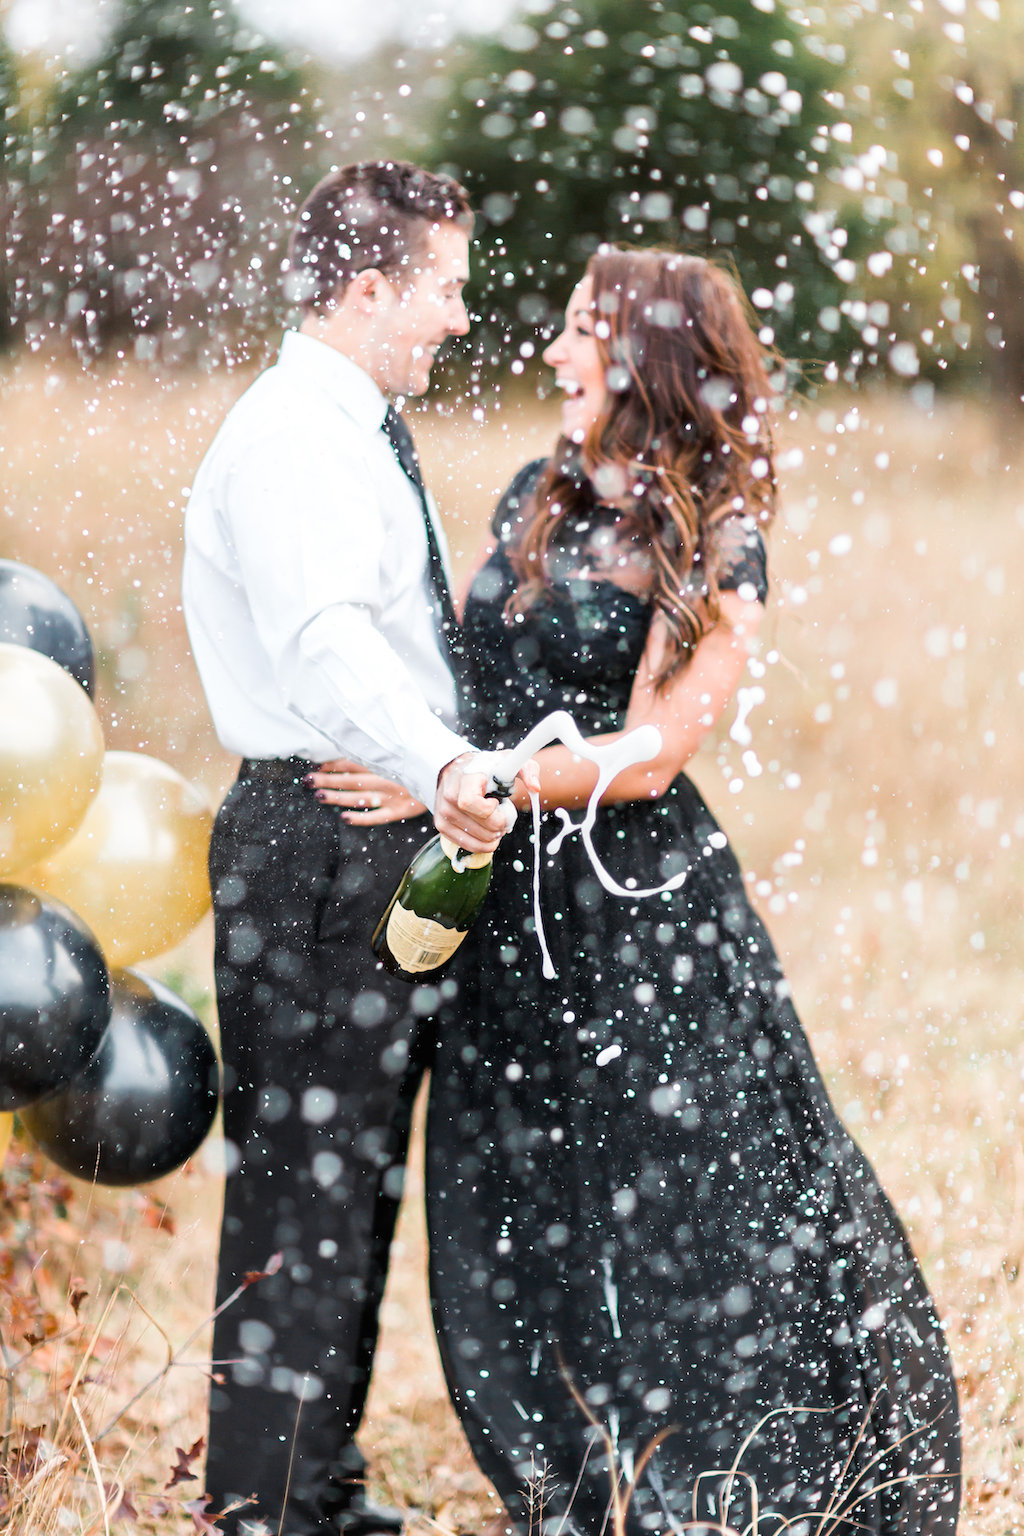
[276,330,388,432]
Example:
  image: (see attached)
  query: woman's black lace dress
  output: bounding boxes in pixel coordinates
[426,463,960,1536]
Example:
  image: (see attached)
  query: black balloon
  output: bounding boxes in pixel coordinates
[22,970,220,1186]
[0,885,111,1111]
[0,559,95,697]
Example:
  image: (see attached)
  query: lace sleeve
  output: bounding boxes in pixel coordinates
[491,458,548,541]
[713,515,769,604]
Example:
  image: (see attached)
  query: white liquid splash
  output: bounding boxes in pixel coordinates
[730,684,765,746]
[474,710,692,978]
[601,1255,622,1339]
[529,788,556,979]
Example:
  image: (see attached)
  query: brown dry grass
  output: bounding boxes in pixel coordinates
[0,353,1021,1532]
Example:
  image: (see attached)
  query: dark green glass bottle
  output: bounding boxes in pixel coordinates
[372,835,495,983]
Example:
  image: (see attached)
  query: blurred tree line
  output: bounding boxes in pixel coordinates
[827,0,1024,408]
[1,0,318,363]
[0,0,1022,403]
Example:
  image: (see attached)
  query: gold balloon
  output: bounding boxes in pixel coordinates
[0,643,105,877]
[0,1113,13,1169]
[25,751,213,968]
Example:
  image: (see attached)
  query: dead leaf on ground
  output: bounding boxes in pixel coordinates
[103,1481,139,1522]
[166,1436,205,1490]
[183,1495,225,1534]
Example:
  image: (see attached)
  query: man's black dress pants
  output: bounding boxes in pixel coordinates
[205,760,439,1535]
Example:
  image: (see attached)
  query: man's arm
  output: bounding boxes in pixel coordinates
[221,411,509,845]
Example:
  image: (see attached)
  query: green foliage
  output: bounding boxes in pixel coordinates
[27,0,323,362]
[153,964,215,1030]
[0,35,17,157]
[822,1,1024,403]
[0,34,26,350]
[47,0,307,145]
[426,0,848,367]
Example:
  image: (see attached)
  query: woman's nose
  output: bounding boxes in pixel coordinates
[542,331,567,367]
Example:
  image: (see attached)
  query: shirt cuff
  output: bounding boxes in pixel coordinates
[406,719,475,813]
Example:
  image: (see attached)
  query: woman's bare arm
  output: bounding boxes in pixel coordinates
[505,589,763,811]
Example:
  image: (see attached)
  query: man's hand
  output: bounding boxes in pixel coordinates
[434,752,540,853]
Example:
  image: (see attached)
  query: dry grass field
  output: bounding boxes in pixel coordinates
[0,353,1021,1533]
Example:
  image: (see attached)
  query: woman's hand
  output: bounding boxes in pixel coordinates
[307,759,427,826]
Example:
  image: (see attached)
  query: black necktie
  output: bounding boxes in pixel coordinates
[381,407,461,664]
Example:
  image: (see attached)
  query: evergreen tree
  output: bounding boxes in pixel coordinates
[32,0,322,361]
[428,0,846,366]
[0,35,25,350]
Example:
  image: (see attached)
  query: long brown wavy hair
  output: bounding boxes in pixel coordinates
[509,247,779,686]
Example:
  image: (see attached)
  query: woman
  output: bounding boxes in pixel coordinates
[314,249,960,1535]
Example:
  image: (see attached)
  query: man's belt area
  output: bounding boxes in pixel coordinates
[239,756,318,782]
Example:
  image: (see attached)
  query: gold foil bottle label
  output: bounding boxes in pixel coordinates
[384,903,466,974]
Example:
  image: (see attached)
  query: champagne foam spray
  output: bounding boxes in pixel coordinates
[468,710,689,980]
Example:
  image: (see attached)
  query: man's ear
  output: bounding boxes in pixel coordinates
[347,268,393,314]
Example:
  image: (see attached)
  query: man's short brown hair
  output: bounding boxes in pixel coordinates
[287,160,473,313]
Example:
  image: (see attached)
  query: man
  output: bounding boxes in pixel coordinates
[183,161,518,1536]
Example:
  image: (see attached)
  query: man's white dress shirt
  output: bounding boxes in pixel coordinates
[183,331,471,810]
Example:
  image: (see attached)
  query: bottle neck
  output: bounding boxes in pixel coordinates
[439,835,492,870]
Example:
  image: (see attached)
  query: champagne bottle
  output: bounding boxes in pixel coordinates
[371,715,666,984]
[372,833,498,983]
